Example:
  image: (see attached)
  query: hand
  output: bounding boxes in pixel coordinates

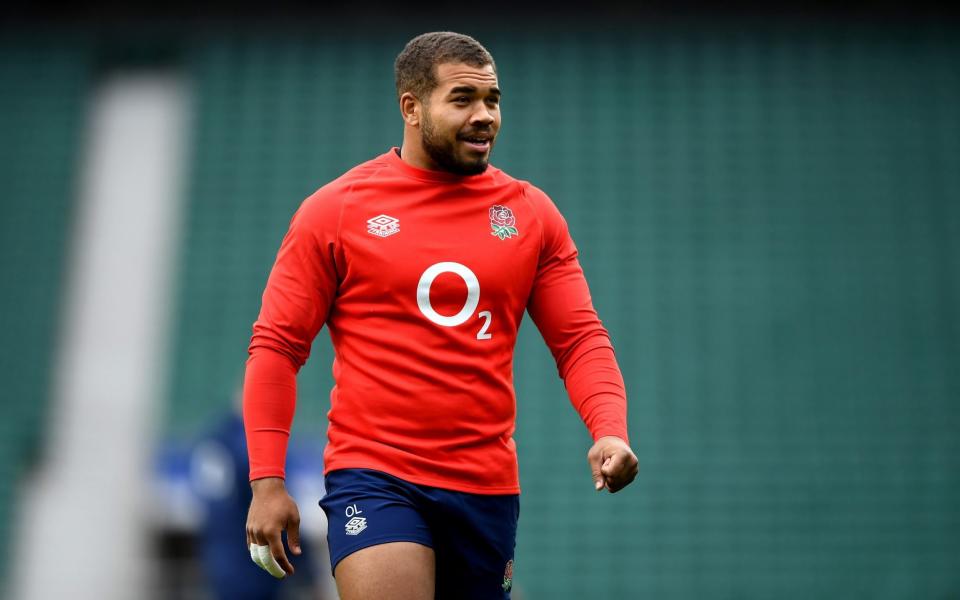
[246,477,302,578]
[587,436,638,493]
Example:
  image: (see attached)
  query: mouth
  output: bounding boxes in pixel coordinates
[459,135,492,153]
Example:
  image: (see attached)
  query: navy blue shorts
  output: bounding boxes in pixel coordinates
[319,468,519,598]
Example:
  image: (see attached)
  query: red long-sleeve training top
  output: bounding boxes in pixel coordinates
[244,148,628,494]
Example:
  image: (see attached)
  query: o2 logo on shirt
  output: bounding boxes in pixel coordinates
[416,262,492,340]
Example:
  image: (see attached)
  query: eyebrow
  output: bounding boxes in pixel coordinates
[448,85,501,97]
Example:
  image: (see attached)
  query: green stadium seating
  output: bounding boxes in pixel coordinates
[0,36,91,589]
[3,24,958,598]
[168,27,960,598]
[171,26,960,599]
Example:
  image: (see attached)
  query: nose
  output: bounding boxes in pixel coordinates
[469,104,495,127]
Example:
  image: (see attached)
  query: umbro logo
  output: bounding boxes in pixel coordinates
[344,503,367,536]
[345,516,367,535]
[367,214,400,238]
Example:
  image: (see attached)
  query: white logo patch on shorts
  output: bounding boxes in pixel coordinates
[345,516,367,536]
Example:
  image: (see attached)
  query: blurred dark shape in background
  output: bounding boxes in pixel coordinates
[151,406,327,599]
[2,0,958,23]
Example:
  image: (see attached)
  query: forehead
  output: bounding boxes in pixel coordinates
[434,62,498,91]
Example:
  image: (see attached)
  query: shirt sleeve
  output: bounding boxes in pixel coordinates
[243,190,342,480]
[524,184,629,443]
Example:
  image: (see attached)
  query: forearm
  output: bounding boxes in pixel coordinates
[243,348,298,480]
[563,344,629,443]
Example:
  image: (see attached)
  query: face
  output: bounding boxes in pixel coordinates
[419,62,501,175]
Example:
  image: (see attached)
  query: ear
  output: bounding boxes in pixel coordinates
[399,92,421,127]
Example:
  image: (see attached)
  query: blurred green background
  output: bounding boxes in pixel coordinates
[2,15,958,599]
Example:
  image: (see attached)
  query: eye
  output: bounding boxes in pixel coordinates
[453,96,470,104]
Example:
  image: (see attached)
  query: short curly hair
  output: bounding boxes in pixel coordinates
[394,32,496,101]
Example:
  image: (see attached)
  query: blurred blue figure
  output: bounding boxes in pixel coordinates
[191,411,319,600]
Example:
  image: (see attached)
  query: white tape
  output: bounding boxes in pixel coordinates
[249,543,263,569]
[256,543,287,579]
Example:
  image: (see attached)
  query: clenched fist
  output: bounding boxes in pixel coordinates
[588,436,638,493]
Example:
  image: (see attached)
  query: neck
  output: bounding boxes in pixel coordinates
[399,135,440,172]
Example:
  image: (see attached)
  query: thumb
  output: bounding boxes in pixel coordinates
[287,516,302,555]
[592,456,611,491]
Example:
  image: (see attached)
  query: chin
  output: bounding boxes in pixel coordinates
[460,159,489,175]
[460,152,491,173]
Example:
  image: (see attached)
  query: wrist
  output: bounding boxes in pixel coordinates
[594,434,628,445]
[250,476,286,495]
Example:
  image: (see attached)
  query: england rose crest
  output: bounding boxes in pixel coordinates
[502,559,514,592]
[489,205,519,240]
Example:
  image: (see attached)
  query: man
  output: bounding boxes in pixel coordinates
[244,31,638,599]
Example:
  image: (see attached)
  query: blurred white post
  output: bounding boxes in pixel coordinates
[12,72,188,600]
